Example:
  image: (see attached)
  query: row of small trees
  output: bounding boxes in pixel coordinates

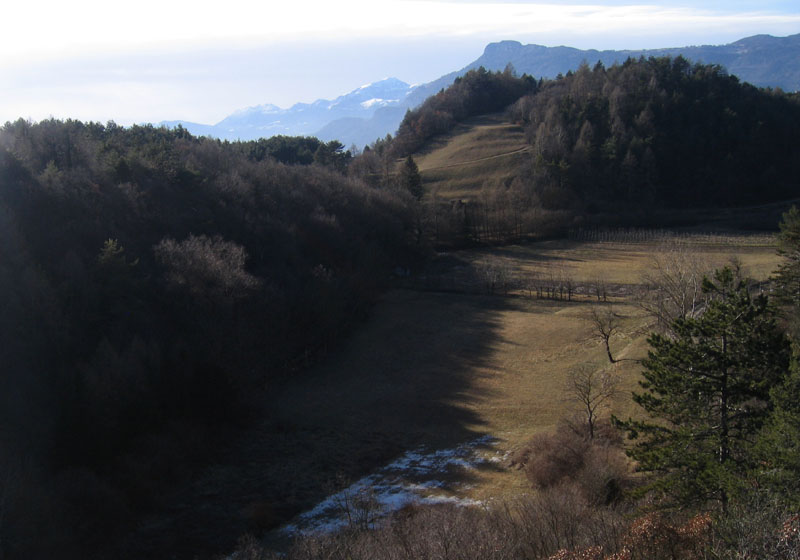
[470,260,610,302]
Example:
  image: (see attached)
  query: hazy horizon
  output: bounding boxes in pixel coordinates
[2,0,799,126]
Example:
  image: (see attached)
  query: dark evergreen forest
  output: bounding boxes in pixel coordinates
[509,56,800,211]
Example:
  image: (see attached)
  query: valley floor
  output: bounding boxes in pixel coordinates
[125,233,780,559]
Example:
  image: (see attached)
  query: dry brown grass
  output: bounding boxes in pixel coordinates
[413,114,530,200]
[280,234,781,504]
[155,234,782,554]
[455,237,779,287]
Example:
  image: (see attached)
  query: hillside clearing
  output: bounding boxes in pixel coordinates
[413,113,529,200]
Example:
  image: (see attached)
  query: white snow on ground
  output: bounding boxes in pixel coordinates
[281,434,499,536]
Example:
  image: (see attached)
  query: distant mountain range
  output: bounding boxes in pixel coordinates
[161,77,417,147]
[162,33,800,148]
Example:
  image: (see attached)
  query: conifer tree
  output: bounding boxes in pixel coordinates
[756,359,800,506]
[757,207,800,503]
[774,206,800,312]
[616,267,791,511]
[400,155,423,200]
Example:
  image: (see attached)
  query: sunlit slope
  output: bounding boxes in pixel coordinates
[269,234,779,502]
[414,114,531,200]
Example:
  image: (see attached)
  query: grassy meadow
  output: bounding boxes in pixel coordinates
[133,233,781,555]
[413,113,530,200]
[268,234,782,506]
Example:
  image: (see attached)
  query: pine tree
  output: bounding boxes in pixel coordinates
[400,155,423,200]
[616,267,791,511]
[773,206,800,335]
[757,207,800,504]
[756,359,800,506]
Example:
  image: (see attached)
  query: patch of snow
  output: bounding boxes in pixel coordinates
[420,494,484,507]
[489,450,511,464]
[360,98,388,109]
[231,104,283,116]
[280,434,498,537]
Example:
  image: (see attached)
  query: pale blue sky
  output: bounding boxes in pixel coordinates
[1,1,798,125]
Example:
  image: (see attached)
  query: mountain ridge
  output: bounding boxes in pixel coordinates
[162,77,416,145]
[162,33,800,148]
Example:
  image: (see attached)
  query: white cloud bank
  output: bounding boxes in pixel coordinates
[1,1,798,124]
[4,1,799,65]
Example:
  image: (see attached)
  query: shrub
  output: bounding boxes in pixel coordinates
[520,422,632,505]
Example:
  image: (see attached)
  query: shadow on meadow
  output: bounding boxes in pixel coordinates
[124,289,514,559]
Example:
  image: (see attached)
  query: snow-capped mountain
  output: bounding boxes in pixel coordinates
[162,33,800,149]
[161,78,415,146]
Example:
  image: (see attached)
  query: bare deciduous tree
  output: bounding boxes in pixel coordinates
[565,364,619,439]
[637,242,709,333]
[154,234,261,300]
[334,485,381,531]
[478,259,512,295]
[589,306,620,364]
[557,265,575,301]
[590,275,608,302]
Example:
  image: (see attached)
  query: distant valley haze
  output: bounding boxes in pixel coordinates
[1,0,799,129]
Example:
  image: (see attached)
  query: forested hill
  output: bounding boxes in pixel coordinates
[509,56,800,210]
[398,57,800,217]
[0,120,419,557]
[392,67,537,156]
[417,33,800,106]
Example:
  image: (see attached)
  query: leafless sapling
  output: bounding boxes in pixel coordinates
[589,306,621,364]
[565,364,619,439]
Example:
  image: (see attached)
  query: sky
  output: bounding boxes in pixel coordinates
[1,0,799,126]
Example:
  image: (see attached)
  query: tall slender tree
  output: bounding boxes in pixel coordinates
[773,206,800,336]
[756,359,800,506]
[757,206,800,504]
[400,155,424,200]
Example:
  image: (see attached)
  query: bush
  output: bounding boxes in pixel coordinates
[229,486,636,560]
[520,422,632,505]
[708,492,800,559]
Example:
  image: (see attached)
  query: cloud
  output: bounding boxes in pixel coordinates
[3,1,799,66]
[2,1,798,124]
